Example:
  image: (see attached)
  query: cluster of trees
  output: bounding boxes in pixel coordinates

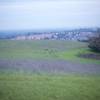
[88,29,100,52]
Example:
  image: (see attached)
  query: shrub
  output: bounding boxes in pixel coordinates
[88,34,100,52]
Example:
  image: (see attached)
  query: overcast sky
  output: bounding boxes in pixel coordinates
[0,0,100,30]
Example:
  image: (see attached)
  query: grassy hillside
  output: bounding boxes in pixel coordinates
[0,40,99,63]
[0,40,100,100]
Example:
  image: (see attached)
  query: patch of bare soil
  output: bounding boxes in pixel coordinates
[78,53,100,60]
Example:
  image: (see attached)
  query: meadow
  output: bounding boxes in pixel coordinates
[0,40,100,100]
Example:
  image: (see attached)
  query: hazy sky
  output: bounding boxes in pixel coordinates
[0,0,100,30]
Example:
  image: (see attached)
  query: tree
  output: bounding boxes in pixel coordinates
[88,30,100,52]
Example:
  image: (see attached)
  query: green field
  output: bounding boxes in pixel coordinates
[0,40,100,100]
[0,40,86,59]
[0,40,100,63]
[0,73,100,100]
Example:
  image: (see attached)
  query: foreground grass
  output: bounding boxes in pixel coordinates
[0,72,100,100]
[0,40,100,100]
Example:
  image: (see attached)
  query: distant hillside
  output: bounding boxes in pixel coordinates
[0,28,99,41]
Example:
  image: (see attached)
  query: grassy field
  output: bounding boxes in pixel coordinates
[0,72,100,100]
[0,40,86,59]
[0,40,100,63]
[0,40,100,100]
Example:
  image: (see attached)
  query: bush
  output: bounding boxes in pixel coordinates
[88,34,100,52]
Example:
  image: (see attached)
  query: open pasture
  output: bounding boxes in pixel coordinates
[0,40,100,100]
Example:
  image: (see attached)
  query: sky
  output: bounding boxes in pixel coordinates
[0,0,100,30]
